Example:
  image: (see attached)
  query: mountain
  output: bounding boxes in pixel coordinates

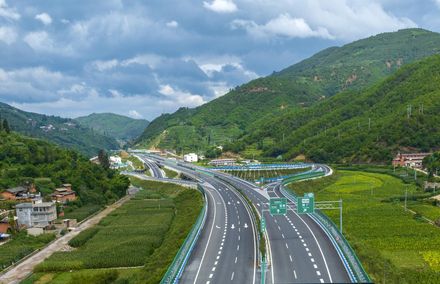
[0,102,119,157]
[136,28,440,153]
[228,55,440,163]
[75,113,149,143]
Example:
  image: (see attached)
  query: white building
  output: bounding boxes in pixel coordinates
[184,153,198,163]
[208,158,236,166]
[109,156,122,164]
[16,202,57,228]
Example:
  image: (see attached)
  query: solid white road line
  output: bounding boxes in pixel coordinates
[194,187,218,284]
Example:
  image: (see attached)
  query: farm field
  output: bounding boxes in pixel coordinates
[287,170,440,283]
[0,233,55,272]
[225,167,311,182]
[60,204,102,222]
[30,179,203,283]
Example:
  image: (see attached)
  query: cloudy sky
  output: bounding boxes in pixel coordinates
[0,0,438,120]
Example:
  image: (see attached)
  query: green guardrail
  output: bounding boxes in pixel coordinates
[282,170,325,184]
[280,172,371,283]
[160,184,207,284]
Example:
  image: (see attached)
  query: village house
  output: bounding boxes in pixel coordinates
[16,201,57,228]
[392,152,431,169]
[1,184,39,201]
[51,184,77,203]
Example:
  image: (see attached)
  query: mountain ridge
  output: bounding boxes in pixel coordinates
[75,112,149,143]
[0,102,119,157]
[136,28,440,154]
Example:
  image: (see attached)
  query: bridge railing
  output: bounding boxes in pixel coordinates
[280,176,371,283]
[160,184,208,284]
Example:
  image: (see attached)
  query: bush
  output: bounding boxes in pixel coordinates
[69,270,118,284]
[68,228,99,248]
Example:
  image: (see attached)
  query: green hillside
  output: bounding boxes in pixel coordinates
[75,113,149,143]
[136,28,440,153]
[0,102,119,157]
[229,55,440,163]
[0,129,129,205]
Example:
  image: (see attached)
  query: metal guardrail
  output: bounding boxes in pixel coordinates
[280,175,371,283]
[160,184,208,284]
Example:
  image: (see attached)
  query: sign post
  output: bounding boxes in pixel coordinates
[297,193,315,214]
[269,198,287,215]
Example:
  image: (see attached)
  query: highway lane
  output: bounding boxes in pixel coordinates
[181,178,257,284]
[137,155,164,178]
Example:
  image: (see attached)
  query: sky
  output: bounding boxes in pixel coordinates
[0,0,439,121]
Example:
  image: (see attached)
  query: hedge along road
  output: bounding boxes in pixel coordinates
[0,195,131,284]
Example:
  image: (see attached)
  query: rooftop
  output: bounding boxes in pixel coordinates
[6,186,27,194]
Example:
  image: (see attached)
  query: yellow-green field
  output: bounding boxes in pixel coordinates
[288,171,440,283]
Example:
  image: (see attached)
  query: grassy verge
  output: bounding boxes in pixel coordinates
[31,179,203,283]
[287,170,440,283]
[0,232,55,272]
[162,167,179,179]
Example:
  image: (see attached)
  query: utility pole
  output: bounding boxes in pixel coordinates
[414,169,417,181]
[340,199,343,234]
[404,189,408,211]
[407,104,412,119]
[368,118,371,130]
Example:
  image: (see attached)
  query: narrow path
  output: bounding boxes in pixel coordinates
[0,195,131,284]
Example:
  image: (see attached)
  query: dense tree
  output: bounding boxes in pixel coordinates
[2,119,10,134]
[0,132,129,206]
[98,149,110,169]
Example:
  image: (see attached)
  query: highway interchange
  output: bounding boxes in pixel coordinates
[136,155,353,284]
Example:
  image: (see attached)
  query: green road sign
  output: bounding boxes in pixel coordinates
[297,193,314,214]
[261,217,266,232]
[270,198,287,215]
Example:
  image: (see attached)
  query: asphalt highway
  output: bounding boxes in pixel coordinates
[143,155,352,284]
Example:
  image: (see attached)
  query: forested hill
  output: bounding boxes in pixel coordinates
[0,102,119,157]
[0,129,129,205]
[136,28,440,153]
[228,55,440,163]
[75,113,149,143]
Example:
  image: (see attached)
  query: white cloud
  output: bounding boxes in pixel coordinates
[166,20,179,28]
[128,110,143,119]
[23,31,74,55]
[158,84,205,107]
[237,0,417,41]
[35,13,53,25]
[232,14,333,39]
[204,0,237,13]
[0,0,20,21]
[0,66,75,103]
[92,59,119,72]
[0,26,17,44]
